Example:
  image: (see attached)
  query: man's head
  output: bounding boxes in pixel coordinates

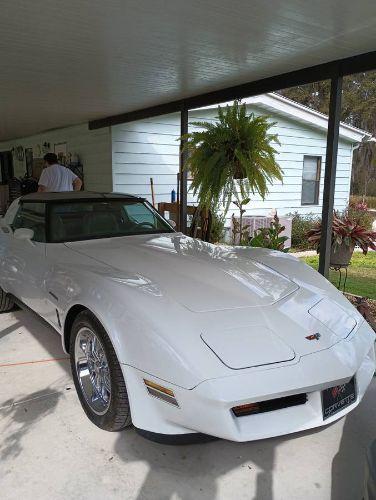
[43,153,58,166]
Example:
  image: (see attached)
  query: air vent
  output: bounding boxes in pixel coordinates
[232,393,307,417]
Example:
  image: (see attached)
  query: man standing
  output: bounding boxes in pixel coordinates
[38,153,82,192]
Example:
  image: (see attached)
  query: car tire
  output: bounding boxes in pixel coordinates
[70,310,132,431]
[0,287,14,313]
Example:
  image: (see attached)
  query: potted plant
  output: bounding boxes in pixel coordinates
[307,212,376,267]
[181,100,283,215]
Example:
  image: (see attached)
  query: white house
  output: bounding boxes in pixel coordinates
[111,93,370,222]
[0,93,369,223]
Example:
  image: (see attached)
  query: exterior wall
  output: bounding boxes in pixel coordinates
[111,106,355,223]
[0,124,113,192]
[112,114,180,203]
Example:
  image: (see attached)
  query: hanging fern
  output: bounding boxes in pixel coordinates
[181,100,283,211]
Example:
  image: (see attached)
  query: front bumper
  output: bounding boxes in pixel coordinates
[123,323,375,442]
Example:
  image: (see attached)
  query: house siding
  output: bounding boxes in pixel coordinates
[112,107,355,221]
[0,105,355,221]
[0,124,113,192]
[112,114,180,203]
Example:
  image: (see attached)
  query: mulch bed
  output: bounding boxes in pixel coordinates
[344,293,376,331]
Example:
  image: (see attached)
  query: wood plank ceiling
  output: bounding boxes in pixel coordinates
[1,0,376,140]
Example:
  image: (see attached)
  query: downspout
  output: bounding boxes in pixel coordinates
[350,142,359,196]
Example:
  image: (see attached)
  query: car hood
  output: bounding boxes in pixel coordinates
[63,234,364,378]
[65,233,299,312]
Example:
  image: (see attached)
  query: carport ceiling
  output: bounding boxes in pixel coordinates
[1,0,376,141]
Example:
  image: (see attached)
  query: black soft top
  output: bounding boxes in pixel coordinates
[21,191,144,203]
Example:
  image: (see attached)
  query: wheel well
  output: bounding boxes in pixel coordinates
[63,304,87,353]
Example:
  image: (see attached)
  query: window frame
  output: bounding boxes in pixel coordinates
[41,198,175,243]
[12,201,47,243]
[301,155,322,206]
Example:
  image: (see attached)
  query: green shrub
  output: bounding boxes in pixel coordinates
[209,204,226,243]
[350,195,376,210]
[347,198,375,230]
[288,212,320,250]
[249,215,288,251]
[346,205,374,230]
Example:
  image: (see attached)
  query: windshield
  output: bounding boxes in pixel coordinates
[49,199,174,242]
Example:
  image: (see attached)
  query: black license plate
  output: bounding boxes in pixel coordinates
[322,377,357,420]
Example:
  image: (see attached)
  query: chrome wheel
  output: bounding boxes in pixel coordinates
[74,327,111,415]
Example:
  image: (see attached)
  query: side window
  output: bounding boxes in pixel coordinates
[123,202,156,225]
[12,203,46,242]
[301,156,321,205]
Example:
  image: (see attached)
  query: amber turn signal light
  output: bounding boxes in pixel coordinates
[143,379,179,407]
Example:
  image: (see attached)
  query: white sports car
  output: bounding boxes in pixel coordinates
[0,192,374,443]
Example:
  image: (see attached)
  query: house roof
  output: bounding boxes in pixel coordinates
[194,92,371,143]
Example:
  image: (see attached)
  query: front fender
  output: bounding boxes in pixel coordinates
[58,267,222,389]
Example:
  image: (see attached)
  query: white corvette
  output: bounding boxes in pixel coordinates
[0,192,374,443]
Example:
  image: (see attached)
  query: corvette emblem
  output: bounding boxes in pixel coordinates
[305,333,321,341]
[331,384,347,399]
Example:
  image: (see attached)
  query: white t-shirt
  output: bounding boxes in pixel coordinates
[38,164,78,192]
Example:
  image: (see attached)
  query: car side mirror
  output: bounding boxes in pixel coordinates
[14,228,34,241]
[0,218,12,234]
[168,219,177,229]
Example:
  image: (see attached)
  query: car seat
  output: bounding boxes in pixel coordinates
[51,215,67,241]
[83,212,119,236]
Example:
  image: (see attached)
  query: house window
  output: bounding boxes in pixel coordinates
[301,156,321,205]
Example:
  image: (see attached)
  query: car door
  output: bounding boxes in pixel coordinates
[5,201,49,315]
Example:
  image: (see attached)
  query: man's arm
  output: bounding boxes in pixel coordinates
[38,169,48,192]
[73,177,83,191]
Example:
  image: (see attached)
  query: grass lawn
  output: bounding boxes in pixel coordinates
[301,252,376,299]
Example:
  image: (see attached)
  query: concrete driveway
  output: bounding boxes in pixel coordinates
[1,309,375,500]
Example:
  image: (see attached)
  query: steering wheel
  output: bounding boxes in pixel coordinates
[136,222,155,229]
